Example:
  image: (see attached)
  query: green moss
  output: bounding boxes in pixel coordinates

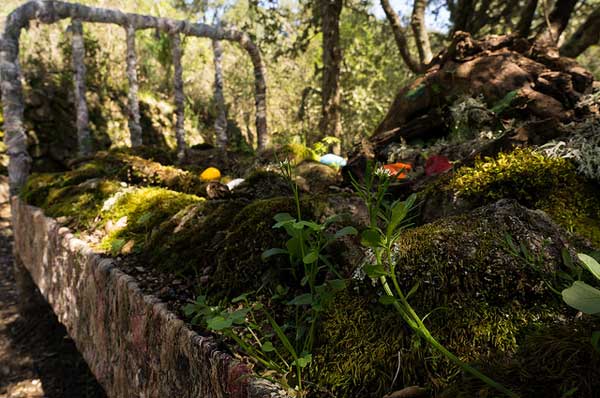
[280,143,319,165]
[312,207,569,397]
[99,187,204,254]
[232,170,292,200]
[444,323,600,397]
[40,178,120,229]
[145,199,244,274]
[110,145,176,166]
[93,151,206,195]
[208,197,301,297]
[448,148,600,247]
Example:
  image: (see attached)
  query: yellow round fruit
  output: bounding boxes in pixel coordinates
[200,167,221,181]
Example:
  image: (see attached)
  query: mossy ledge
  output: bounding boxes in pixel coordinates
[312,200,599,397]
[421,147,600,248]
[20,153,600,397]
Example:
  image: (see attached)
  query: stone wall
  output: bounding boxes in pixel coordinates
[12,196,288,398]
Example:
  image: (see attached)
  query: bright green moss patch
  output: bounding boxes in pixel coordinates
[99,187,204,254]
[448,147,600,247]
[22,170,121,229]
[279,143,319,165]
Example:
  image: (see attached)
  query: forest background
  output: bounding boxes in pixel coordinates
[1,0,599,165]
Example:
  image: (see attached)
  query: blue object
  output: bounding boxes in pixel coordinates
[319,153,347,167]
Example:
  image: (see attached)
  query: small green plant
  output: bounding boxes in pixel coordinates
[184,293,309,386]
[351,162,518,398]
[185,159,356,394]
[562,253,600,353]
[261,159,357,389]
[312,136,341,156]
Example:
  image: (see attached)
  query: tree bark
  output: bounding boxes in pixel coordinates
[212,39,227,149]
[450,0,475,34]
[171,33,186,161]
[70,19,92,158]
[380,0,423,73]
[319,0,343,155]
[411,0,433,65]
[0,36,31,195]
[535,0,578,46]
[560,6,600,58]
[125,23,143,147]
[516,0,538,37]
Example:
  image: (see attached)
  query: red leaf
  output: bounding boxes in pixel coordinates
[425,155,452,176]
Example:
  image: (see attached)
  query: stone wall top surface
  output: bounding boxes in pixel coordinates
[12,196,288,398]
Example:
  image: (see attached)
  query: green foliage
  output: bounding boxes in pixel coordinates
[558,252,600,356]
[351,162,518,398]
[184,161,355,393]
[449,148,570,202]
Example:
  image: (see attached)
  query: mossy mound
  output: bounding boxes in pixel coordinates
[93,151,206,195]
[148,196,314,297]
[145,199,247,275]
[312,200,588,397]
[443,323,600,397]
[22,150,209,206]
[295,161,341,193]
[99,187,204,254]
[231,170,292,200]
[110,145,176,166]
[421,147,600,247]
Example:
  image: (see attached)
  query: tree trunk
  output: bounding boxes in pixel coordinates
[319,0,343,155]
[0,35,31,195]
[171,33,186,161]
[125,23,143,147]
[70,19,92,157]
[560,6,600,58]
[535,0,578,46]
[380,0,422,73]
[212,39,227,149]
[411,0,433,65]
[516,0,538,38]
[450,0,475,34]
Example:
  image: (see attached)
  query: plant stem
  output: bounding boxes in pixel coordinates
[422,332,519,398]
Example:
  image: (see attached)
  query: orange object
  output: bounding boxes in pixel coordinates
[383,162,412,179]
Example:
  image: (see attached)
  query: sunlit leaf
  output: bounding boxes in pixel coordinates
[206,315,233,331]
[562,281,600,314]
[578,253,600,281]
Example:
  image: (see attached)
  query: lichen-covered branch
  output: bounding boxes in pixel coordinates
[410,0,433,66]
[171,33,186,161]
[125,23,143,147]
[1,1,269,191]
[70,19,92,157]
[379,0,423,73]
[319,0,343,155]
[560,6,600,58]
[535,0,578,46]
[212,39,227,149]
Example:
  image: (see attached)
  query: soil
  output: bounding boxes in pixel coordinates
[0,180,106,398]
